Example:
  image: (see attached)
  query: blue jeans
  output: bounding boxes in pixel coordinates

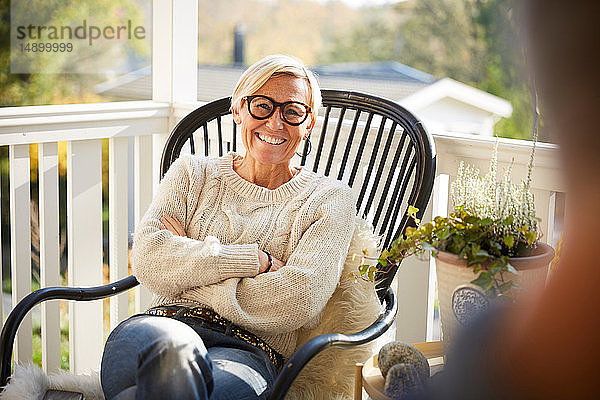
[101,314,279,400]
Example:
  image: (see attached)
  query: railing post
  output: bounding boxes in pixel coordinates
[66,140,103,373]
[9,144,32,365]
[134,136,154,312]
[109,137,130,329]
[427,173,449,342]
[38,142,61,374]
[395,173,435,343]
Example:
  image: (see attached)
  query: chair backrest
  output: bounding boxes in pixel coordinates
[161,90,436,298]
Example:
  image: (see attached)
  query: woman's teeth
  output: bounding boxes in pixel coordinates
[257,133,286,145]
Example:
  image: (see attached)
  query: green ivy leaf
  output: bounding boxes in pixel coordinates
[489,241,502,252]
[525,231,537,244]
[468,256,488,266]
[471,271,493,290]
[503,215,514,225]
[476,249,490,258]
[506,262,518,275]
[423,223,434,234]
[438,228,451,240]
[407,205,419,216]
[504,235,515,248]
[465,215,479,224]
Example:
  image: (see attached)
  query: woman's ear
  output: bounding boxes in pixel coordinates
[232,105,242,125]
[306,114,316,134]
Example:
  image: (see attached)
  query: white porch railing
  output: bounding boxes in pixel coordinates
[0,101,170,374]
[0,101,564,374]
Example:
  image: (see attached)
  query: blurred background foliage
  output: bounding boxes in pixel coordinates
[0,0,149,106]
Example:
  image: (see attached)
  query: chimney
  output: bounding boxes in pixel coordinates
[234,23,245,66]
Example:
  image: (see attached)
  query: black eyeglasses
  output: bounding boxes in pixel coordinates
[243,95,312,126]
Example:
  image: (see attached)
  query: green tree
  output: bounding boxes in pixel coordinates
[474,0,535,140]
[398,0,536,140]
[320,6,403,63]
[401,0,539,140]
[322,0,539,141]
[398,0,487,84]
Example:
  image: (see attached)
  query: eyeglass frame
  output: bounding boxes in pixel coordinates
[242,95,312,126]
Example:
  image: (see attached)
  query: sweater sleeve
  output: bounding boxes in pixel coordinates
[132,155,260,298]
[181,183,356,336]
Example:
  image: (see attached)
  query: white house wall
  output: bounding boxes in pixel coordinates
[405,96,497,136]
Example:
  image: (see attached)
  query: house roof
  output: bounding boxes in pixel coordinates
[94,62,433,103]
[399,77,513,117]
[312,61,436,84]
[94,65,153,102]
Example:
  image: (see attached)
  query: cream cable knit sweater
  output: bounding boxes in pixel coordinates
[132,152,356,359]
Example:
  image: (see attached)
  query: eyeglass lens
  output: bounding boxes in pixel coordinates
[248,96,308,125]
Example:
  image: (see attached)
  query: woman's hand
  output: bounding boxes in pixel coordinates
[258,250,285,274]
[160,215,187,237]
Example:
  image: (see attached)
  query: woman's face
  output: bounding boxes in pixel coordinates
[233,74,315,167]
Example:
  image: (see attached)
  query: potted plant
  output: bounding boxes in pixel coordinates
[366,138,554,348]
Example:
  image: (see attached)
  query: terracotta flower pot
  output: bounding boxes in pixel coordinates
[435,242,555,351]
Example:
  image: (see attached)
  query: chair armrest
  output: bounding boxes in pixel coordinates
[267,288,398,400]
[0,275,139,388]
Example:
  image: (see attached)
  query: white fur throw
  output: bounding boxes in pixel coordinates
[0,217,381,400]
[0,363,103,400]
[286,217,383,400]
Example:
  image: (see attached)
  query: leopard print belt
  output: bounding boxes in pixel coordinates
[144,305,283,370]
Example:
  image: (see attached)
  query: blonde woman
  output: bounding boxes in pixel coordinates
[100,55,356,400]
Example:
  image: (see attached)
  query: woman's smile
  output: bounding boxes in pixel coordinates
[255,132,287,145]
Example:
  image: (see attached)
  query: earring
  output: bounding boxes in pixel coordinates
[296,136,312,157]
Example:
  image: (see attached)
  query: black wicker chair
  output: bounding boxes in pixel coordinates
[0,90,436,399]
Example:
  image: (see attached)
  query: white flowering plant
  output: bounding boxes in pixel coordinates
[369,140,542,297]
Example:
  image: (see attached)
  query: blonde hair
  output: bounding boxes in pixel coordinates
[231,54,321,117]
